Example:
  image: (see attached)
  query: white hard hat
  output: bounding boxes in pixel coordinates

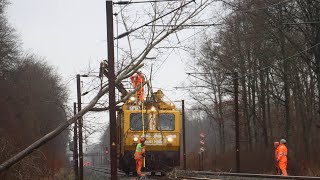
[280,139,286,144]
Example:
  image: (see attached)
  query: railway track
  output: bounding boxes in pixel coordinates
[168,170,320,180]
[86,166,125,175]
[85,166,320,180]
[85,166,127,179]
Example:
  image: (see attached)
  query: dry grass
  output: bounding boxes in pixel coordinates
[185,145,320,177]
[39,168,74,180]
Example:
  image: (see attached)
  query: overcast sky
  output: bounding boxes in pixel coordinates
[7,0,217,145]
[7,0,196,101]
[8,0,107,84]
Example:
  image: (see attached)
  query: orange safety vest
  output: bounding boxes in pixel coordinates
[130,73,145,88]
[130,73,145,101]
[277,144,288,162]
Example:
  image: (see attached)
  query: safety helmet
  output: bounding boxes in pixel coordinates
[140,137,146,143]
[274,141,279,148]
[280,139,286,144]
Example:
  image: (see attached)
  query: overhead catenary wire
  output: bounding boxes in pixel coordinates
[115,0,196,39]
[114,0,291,33]
[152,48,175,76]
[174,85,211,88]
[185,73,233,93]
[182,43,320,92]
[145,23,223,27]
[187,43,320,81]
[82,76,101,88]
[82,81,108,96]
[114,0,133,15]
[114,0,307,93]
[114,0,182,5]
[114,0,297,43]
[231,42,320,80]
[152,18,221,77]
[63,77,77,88]
[191,43,320,80]
[122,10,299,100]
[221,0,292,13]
[283,21,320,25]
[114,0,224,81]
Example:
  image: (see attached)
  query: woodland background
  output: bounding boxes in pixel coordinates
[181,0,320,175]
[0,0,69,179]
[96,0,320,176]
[1,0,320,178]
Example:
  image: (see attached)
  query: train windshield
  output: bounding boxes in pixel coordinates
[157,114,175,131]
[130,113,148,130]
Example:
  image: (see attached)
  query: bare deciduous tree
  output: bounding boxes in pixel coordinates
[0,0,227,174]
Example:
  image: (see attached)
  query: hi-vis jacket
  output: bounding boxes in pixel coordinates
[134,143,145,160]
[277,144,288,162]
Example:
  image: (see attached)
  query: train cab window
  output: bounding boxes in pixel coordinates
[157,114,175,131]
[130,113,148,130]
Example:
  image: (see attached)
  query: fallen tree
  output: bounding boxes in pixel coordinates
[0,0,216,172]
[0,75,145,172]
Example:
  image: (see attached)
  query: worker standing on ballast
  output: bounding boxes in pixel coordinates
[277,139,288,176]
[134,137,146,179]
[274,141,280,174]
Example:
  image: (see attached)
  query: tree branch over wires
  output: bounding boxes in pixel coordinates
[115,0,196,39]
[0,0,219,171]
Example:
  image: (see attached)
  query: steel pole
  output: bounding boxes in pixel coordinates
[106,1,118,179]
[73,102,79,179]
[182,100,187,170]
[233,72,240,173]
[76,74,84,180]
[201,152,204,170]
[198,153,201,171]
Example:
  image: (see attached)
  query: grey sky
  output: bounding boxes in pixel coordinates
[7,0,215,145]
[7,0,192,101]
[8,0,107,85]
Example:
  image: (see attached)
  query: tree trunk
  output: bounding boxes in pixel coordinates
[266,69,273,141]
[250,77,257,144]
[259,70,268,146]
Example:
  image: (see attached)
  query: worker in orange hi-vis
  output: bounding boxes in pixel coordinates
[133,137,146,180]
[274,141,280,174]
[277,139,288,176]
[130,71,145,102]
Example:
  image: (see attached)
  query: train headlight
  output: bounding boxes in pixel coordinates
[167,137,173,142]
[133,137,138,142]
[150,106,156,111]
[130,96,136,101]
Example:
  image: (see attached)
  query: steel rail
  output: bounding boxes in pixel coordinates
[87,168,320,179]
[86,166,126,176]
[175,170,320,179]
[175,178,222,180]
[86,166,110,174]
